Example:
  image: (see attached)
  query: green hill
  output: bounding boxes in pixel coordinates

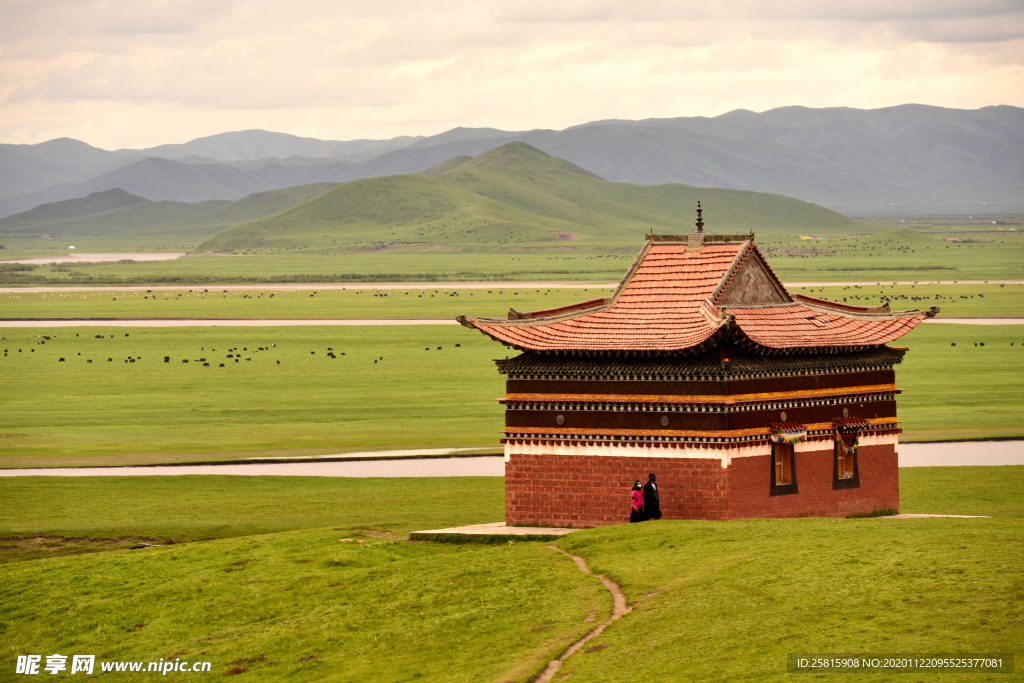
[198,143,860,253]
[10,199,231,238]
[449,142,604,180]
[152,182,339,237]
[0,183,339,244]
[421,156,472,177]
[0,189,149,232]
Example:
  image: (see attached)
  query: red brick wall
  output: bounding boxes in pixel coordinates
[504,443,899,526]
[727,443,899,519]
[505,452,729,527]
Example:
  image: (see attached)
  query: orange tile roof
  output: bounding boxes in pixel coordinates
[731,305,925,350]
[460,235,933,353]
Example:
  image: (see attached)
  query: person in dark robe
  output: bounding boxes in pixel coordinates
[629,480,645,523]
[643,473,662,520]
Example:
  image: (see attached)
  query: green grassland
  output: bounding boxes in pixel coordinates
[0,235,200,261]
[2,528,607,683]
[0,285,611,320]
[3,282,1022,320]
[1,468,1021,682]
[760,227,1024,283]
[0,326,508,467]
[0,476,507,563]
[895,324,1024,442]
[556,512,1022,682]
[2,224,1022,286]
[0,323,1020,467]
[788,283,1024,318]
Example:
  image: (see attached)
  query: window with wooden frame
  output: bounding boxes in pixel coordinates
[775,444,792,485]
[832,433,861,490]
[837,448,853,480]
[769,443,798,496]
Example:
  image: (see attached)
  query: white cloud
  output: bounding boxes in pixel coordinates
[0,0,1021,148]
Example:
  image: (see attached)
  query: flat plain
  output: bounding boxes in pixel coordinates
[3,220,1023,286]
[1,466,1021,682]
[0,325,506,467]
[1,323,1021,467]
[2,282,1022,320]
[0,285,609,321]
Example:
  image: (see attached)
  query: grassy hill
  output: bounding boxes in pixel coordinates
[156,182,339,240]
[421,156,472,177]
[0,183,339,245]
[0,189,149,231]
[198,142,860,254]
[5,199,230,238]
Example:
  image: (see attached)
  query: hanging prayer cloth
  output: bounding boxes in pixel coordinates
[769,423,807,444]
[834,428,859,456]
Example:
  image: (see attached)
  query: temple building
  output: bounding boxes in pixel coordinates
[458,206,938,526]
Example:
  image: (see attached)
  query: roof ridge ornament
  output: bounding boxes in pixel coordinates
[695,201,704,233]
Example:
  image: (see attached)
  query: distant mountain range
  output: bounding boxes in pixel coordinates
[1,104,1020,218]
[196,142,859,254]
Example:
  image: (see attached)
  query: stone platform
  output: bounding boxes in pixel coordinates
[409,521,579,542]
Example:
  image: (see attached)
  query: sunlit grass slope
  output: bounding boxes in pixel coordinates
[555,513,1022,682]
[0,476,506,561]
[157,182,338,237]
[1,468,1020,682]
[3,527,606,683]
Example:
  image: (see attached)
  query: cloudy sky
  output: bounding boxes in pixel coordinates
[1,0,1021,149]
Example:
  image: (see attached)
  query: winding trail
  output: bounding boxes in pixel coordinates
[532,546,631,683]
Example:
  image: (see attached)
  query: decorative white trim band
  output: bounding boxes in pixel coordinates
[504,431,900,468]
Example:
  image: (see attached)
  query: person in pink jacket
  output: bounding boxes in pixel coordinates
[629,480,645,523]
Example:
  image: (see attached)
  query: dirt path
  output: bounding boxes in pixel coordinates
[532,547,631,683]
[0,253,186,265]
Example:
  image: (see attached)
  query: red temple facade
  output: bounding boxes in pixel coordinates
[458,221,937,526]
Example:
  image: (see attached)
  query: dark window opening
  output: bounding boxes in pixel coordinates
[769,443,799,496]
[833,434,861,490]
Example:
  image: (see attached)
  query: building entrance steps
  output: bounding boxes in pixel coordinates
[409,521,579,542]
[883,514,990,518]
